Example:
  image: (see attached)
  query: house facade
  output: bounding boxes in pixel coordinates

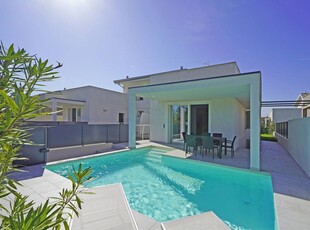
[115,62,262,170]
[261,116,271,129]
[296,92,310,117]
[269,108,302,123]
[32,86,128,124]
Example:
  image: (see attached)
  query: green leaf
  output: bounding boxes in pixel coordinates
[63,220,70,230]
[0,90,19,114]
[75,195,82,209]
[7,44,14,55]
[8,179,17,190]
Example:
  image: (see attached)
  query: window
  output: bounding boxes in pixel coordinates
[119,113,124,124]
[245,111,250,129]
[77,108,81,121]
[72,108,77,122]
[68,108,81,122]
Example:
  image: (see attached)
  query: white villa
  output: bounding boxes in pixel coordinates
[115,62,261,170]
[269,108,302,123]
[31,86,128,124]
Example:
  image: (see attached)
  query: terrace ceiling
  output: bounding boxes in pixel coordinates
[129,74,254,108]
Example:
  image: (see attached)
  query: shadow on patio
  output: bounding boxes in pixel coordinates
[154,140,310,201]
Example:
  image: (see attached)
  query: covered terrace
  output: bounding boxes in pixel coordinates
[128,72,261,170]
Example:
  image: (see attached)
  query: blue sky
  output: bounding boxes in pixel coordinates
[1,0,309,115]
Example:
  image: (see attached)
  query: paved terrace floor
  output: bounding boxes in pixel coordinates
[157,140,310,200]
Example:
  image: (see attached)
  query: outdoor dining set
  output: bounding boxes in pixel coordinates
[182,132,236,159]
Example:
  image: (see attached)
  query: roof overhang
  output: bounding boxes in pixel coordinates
[47,97,86,106]
[128,72,261,109]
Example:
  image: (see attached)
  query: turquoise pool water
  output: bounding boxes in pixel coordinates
[46,147,277,229]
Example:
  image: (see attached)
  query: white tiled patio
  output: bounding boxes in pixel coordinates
[3,140,310,230]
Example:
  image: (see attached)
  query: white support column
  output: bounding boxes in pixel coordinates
[180,106,185,137]
[250,81,261,171]
[51,99,57,122]
[128,92,137,149]
[187,104,191,135]
[165,103,170,143]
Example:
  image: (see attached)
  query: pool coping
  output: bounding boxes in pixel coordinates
[70,183,139,230]
[47,144,272,177]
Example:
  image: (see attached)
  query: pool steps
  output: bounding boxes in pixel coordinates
[161,212,229,230]
[70,183,229,230]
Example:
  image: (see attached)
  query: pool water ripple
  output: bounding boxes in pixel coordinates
[46,147,277,230]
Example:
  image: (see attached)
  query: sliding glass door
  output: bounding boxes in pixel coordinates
[171,105,188,142]
[190,105,209,135]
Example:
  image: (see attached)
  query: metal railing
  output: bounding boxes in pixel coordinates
[275,122,288,138]
[25,122,129,148]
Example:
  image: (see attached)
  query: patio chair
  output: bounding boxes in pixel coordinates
[182,132,187,151]
[185,135,198,155]
[221,136,237,158]
[212,133,222,149]
[201,132,211,136]
[212,133,222,138]
[201,136,216,158]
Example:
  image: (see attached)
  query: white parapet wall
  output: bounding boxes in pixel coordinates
[276,117,310,176]
[287,118,310,176]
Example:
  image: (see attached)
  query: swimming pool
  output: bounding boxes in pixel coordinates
[46,146,277,229]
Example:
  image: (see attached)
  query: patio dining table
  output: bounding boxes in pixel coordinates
[212,136,227,158]
[194,135,227,158]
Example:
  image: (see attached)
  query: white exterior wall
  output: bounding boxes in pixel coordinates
[85,87,128,124]
[276,118,310,176]
[136,99,150,124]
[270,108,302,123]
[209,98,235,138]
[209,98,246,150]
[150,63,240,85]
[234,99,247,148]
[287,118,310,176]
[275,133,288,150]
[150,101,168,142]
[62,105,70,121]
[31,114,62,121]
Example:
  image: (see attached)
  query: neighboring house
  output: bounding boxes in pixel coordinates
[268,108,301,138]
[115,62,261,170]
[296,92,310,117]
[31,86,128,124]
[261,116,271,129]
[269,108,302,123]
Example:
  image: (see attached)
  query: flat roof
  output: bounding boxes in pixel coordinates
[37,85,123,96]
[128,71,261,90]
[114,62,239,84]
